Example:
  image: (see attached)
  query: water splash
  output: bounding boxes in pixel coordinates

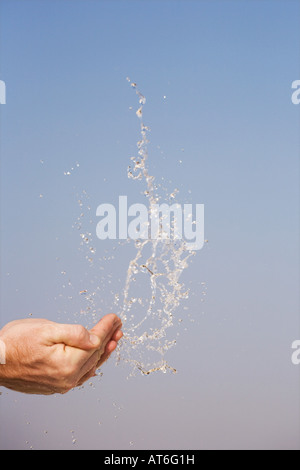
[70,79,198,377]
[116,79,196,376]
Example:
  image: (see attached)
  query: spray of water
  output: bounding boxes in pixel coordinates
[70,79,198,377]
[115,79,196,376]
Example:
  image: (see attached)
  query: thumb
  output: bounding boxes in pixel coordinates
[89,314,122,343]
[50,323,101,350]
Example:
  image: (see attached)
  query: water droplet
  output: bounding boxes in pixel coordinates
[136,107,143,118]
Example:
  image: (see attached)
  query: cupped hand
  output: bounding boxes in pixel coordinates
[0,314,123,395]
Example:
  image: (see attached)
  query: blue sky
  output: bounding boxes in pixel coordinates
[0,0,299,450]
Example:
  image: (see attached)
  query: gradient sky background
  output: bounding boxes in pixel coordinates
[0,0,299,450]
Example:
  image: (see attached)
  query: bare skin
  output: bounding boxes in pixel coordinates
[0,314,123,395]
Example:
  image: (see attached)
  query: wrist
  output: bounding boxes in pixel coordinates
[0,329,11,387]
[0,336,6,386]
[0,330,6,361]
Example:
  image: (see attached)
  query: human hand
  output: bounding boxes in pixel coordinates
[0,314,123,395]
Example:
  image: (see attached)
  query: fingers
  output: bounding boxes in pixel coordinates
[49,323,101,351]
[89,314,122,344]
[96,329,123,369]
[78,327,123,378]
[75,338,121,387]
[48,314,122,351]
[97,340,118,367]
[75,330,123,388]
[76,348,102,380]
[48,315,123,391]
[95,327,123,367]
[112,329,123,342]
[76,341,118,387]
